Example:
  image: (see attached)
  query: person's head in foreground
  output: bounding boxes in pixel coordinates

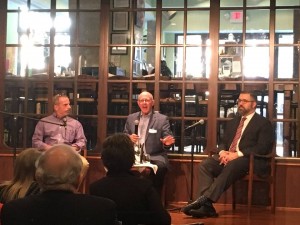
[35,144,83,192]
[101,133,135,173]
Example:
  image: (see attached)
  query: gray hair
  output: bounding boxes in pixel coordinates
[35,144,83,192]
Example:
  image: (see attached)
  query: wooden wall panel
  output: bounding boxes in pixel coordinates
[1,154,300,209]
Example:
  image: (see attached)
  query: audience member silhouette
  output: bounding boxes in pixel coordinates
[1,144,118,225]
[0,148,42,204]
[90,133,171,225]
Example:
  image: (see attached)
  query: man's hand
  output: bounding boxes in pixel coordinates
[219,151,239,166]
[129,134,139,144]
[160,135,175,146]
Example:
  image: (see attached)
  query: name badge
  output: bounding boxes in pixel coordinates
[149,129,157,133]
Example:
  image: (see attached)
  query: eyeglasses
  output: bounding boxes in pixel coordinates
[236,99,255,104]
[138,99,152,103]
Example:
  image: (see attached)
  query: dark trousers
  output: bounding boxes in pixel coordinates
[198,154,249,202]
[149,160,168,197]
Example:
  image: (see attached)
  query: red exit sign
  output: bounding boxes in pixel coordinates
[230,11,243,23]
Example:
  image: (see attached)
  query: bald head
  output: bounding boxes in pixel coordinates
[35,144,83,192]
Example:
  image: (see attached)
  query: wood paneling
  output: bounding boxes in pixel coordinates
[1,153,300,209]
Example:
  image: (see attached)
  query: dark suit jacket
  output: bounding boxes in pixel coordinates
[218,113,274,175]
[0,190,118,225]
[124,111,173,166]
[89,171,171,225]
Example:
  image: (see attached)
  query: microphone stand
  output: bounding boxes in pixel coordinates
[186,125,197,202]
[0,110,65,161]
[169,123,199,212]
[184,121,204,203]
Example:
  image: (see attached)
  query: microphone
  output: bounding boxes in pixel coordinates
[134,120,139,135]
[185,119,204,130]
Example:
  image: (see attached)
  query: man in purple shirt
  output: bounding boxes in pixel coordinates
[32,94,88,191]
[32,94,86,151]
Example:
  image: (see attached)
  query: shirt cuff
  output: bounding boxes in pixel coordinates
[237,150,244,157]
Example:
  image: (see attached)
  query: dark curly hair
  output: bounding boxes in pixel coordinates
[101,133,135,173]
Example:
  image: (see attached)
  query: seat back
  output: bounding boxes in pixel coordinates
[232,143,276,214]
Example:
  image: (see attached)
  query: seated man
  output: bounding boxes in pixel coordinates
[1,144,118,225]
[32,94,89,190]
[123,91,175,196]
[89,133,171,225]
[182,91,274,218]
[32,94,86,151]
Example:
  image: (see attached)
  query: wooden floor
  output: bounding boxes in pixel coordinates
[168,204,300,225]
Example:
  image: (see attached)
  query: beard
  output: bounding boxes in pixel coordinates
[237,106,247,116]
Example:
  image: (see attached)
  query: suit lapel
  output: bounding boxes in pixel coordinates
[145,112,155,141]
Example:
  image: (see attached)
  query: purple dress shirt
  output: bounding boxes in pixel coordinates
[32,113,86,150]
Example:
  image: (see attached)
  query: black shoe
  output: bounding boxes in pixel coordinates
[189,204,218,218]
[181,195,208,216]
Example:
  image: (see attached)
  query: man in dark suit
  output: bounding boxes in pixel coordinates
[1,144,118,225]
[182,91,274,218]
[124,91,175,195]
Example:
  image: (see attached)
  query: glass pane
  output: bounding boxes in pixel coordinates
[5,47,17,76]
[62,47,76,77]
[246,9,270,42]
[78,47,99,75]
[4,78,26,113]
[108,55,128,78]
[3,115,27,148]
[79,118,98,150]
[218,84,239,118]
[57,0,75,9]
[79,12,100,44]
[111,11,130,32]
[275,46,299,80]
[8,0,27,10]
[144,0,156,8]
[160,84,182,117]
[186,47,206,79]
[275,9,300,45]
[80,0,101,9]
[8,11,51,45]
[55,12,74,45]
[183,119,207,154]
[276,0,300,6]
[161,11,183,44]
[245,84,269,118]
[218,50,243,80]
[244,46,269,79]
[273,84,298,120]
[162,1,184,8]
[54,47,72,77]
[174,47,184,78]
[108,83,130,115]
[220,0,243,7]
[77,82,98,115]
[247,0,270,7]
[220,10,243,44]
[187,11,210,42]
[107,118,127,136]
[6,12,19,44]
[161,47,177,78]
[134,11,156,45]
[31,0,50,9]
[168,120,182,153]
[188,0,210,8]
[195,83,208,117]
[6,46,50,77]
[275,121,298,157]
[133,47,155,78]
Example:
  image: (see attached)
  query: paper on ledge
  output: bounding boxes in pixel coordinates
[132,162,158,174]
